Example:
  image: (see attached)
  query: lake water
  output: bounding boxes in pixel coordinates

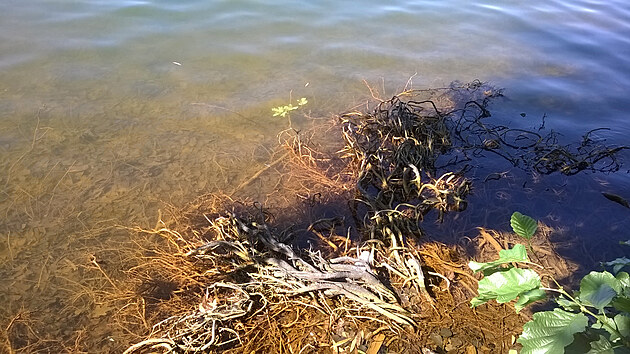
[1,0,630,350]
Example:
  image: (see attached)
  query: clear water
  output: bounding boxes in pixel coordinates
[1,0,629,349]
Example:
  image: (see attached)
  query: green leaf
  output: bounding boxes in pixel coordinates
[608,314,630,342]
[580,271,622,310]
[272,103,300,118]
[587,335,613,354]
[470,296,490,308]
[603,257,630,274]
[615,314,630,338]
[515,288,547,312]
[510,212,538,240]
[272,107,284,117]
[598,314,630,343]
[557,296,581,312]
[518,308,588,354]
[612,297,630,313]
[469,244,529,274]
[617,272,630,296]
[612,273,630,310]
[471,268,541,307]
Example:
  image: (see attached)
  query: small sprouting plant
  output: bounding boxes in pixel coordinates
[271,97,308,118]
[470,212,630,353]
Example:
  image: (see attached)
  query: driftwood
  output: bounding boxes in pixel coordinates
[235,217,416,326]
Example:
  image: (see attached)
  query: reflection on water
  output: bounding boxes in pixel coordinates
[1,0,630,350]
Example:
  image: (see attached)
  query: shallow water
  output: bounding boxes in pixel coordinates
[1,0,629,350]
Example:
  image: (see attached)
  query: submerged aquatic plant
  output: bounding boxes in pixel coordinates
[271,97,308,118]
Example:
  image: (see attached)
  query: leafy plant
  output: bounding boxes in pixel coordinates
[510,212,537,240]
[271,97,308,118]
[469,212,630,353]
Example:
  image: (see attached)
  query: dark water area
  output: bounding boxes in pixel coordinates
[421,89,630,274]
[1,0,630,350]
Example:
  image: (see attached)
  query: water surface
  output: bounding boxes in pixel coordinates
[1,0,629,350]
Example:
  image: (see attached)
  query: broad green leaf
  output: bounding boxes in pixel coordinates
[518,308,588,354]
[470,296,490,308]
[471,268,541,307]
[557,296,581,312]
[612,313,630,342]
[593,314,630,343]
[612,297,630,313]
[587,335,613,354]
[515,288,547,312]
[469,244,529,274]
[617,272,630,297]
[603,257,630,274]
[511,212,537,240]
[580,271,622,310]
